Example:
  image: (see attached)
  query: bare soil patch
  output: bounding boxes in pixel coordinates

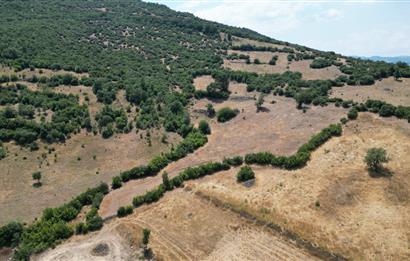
[0,130,180,225]
[99,82,346,218]
[189,113,410,260]
[193,75,214,91]
[331,77,410,106]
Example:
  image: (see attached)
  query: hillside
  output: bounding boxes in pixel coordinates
[1,0,410,260]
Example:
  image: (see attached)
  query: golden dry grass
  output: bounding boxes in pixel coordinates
[189,113,410,260]
[231,36,288,50]
[331,77,410,106]
[193,75,215,91]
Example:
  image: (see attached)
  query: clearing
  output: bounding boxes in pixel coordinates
[331,77,410,106]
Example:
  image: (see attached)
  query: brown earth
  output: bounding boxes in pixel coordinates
[231,36,288,50]
[188,113,410,260]
[0,129,180,225]
[193,75,214,91]
[331,77,410,106]
[39,189,318,261]
[99,82,347,218]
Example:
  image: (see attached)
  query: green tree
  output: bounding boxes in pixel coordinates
[162,172,172,190]
[254,58,261,64]
[32,171,42,185]
[217,107,238,122]
[198,120,211,134]
[236,165,255,182]
[112,176,122,189]
[206,103,215,117]
[255,94,265,112]
[347,108,358,120]
[364,147,389,173]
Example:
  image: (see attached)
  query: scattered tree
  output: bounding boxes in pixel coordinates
[216,107,238,122]
[255,94,265,112]
[206,103,215,117]
[162,172,172,190]
[364,147,389,173]
[236,165,255,182]
[347,108,358,120]
[112,176,122,189]
[198,120,211,134]
[32,171,42,186]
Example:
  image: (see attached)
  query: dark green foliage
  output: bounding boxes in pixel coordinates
[365,147,389,172]
[112,176,122,189]
[217,107,238,122]
[143,228,151,246]
[0,221,24,248]
[236,165,255,182]
[310,58,333,69]
[198,120,211,134]
[32,171,41,184]
[0,146,6,160]
[206,103,216,117]
[269,55,278,65]
[223,156,244,166]
[117,205,133,217]
[96,106,128,136]
[253,58,261,64]
[379,104,396,117]
[347,108,358,120]
[162,172,172,191]
[0,84,90,145]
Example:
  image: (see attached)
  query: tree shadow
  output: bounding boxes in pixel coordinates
[257,107,270,113]
[368,167,393,178]
[32,182,42,188]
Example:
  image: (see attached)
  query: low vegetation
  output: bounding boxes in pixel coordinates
[217,107,239,122]
[236,165,255,182]
[365,147,389,173]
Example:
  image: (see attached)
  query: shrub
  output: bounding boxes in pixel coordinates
[379,104,396,117]
[111,176,122,189]
[0,147,6,160]
[0,221,24,247]
[223,156,243,166]
[236,166,255,182]
[206,103,215,117]
[198,120,211,134]
[365,147,389,172]
[347,108,358,120]
[254,58,261,64]
[117,205,133,217]
[217,107,238,122]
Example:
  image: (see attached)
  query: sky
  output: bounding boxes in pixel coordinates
[145,0,410,57]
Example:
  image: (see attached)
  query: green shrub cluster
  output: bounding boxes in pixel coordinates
[310,58,334,69]
[363,100,410,121]
[236,165,255,182]
[12,182,108,259]
[223,156,244,166]
[245,124,342,169]
[96,106,129,138]
[217,107,239,122]
[117,205,133,217]
[226,53,250,60]
[133,162,230,208]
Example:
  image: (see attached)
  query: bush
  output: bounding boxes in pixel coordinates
[0,221,24,247]
[236,166,255,182]
[112,176,122,189]
[365,147,389,172]
[217,107,238,122]
[223,156,243,166]
[206,103,215,117]
[0,147,6,160]
[117,205,133,217]
[198,120,211,134]
[379,104,396,117]
[347,108,358,120]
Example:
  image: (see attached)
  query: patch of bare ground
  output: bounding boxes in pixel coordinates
[231,36,288,50]
[223,55,343,80]
[331,77,410,106]
[0,129,181,225]
[99,82,347,218]
[42,189,317,261]
[193,75,215,91]
[188,113,410,260]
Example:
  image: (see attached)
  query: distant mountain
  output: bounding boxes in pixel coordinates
[361,56,410,65]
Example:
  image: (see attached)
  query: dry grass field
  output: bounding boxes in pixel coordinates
[39,189,318,261]
[188,113,410,260]
[0,129,180,225]
[0,66,89,79]
[231,36,288,50]
[331,77,410,106]
[99,82,347,218]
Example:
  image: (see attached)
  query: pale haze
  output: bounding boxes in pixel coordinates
[146,0,410,57]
